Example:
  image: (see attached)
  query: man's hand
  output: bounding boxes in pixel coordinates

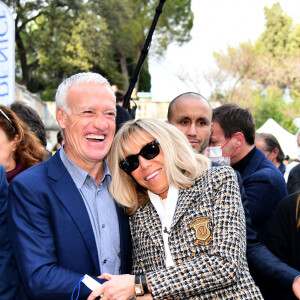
[87,273,135,300]
[293,276,300,299]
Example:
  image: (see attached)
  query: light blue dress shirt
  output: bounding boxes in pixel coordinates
[60,148,121,275]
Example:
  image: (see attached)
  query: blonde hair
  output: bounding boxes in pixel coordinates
[107,118,211,214]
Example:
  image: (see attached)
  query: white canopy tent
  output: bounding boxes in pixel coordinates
[256,118,298,159]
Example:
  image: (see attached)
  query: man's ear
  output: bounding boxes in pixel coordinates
[56,108,66,130]
[232,132,244,148]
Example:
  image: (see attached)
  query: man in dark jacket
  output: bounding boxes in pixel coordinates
[210,104,287,239]
[0,165,19,299]
[168,93,300,299]
[8,73,132,300]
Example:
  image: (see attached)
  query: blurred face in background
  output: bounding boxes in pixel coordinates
[255,137,277,163]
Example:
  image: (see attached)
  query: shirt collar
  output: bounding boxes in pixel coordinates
[232,146,256,174]
[59,147,111,189]
[148,186,179,218]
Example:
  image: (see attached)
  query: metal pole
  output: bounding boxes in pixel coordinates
[122,0,167,115]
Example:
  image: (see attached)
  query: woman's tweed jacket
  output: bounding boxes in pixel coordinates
[130,166,262,299]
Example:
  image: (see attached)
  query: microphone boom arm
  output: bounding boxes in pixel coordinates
[122,0,167,112]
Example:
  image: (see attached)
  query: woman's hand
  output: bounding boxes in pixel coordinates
[87,273,135,300]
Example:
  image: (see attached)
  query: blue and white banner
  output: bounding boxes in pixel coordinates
[0,1,14,106]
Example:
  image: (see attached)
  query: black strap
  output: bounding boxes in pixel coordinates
[135,274,141,285]
[141,274,149,294]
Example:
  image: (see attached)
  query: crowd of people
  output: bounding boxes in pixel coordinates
[1,72,299,300]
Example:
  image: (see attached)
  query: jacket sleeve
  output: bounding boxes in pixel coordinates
[261,195,299,288]
[287,165,300,195]
[8,177,104,300]
[0,166,19,300]
[146,168,247,299]
[235,169,299,293]
[244,167,288,240]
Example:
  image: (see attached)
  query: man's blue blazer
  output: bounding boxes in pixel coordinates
[8,151,132,300]
[236,147,287,240]
[0,165,19,299]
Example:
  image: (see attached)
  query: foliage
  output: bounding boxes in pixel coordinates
[90,0,193,90]
[252,86,284,127]
[208,2,300,134]
[259,3,293,56]
[6,0,193,100]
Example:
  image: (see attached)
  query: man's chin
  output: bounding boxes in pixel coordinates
[191,144,202,153]
[199,140,209,154]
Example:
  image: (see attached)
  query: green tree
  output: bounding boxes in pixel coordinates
[91,0,194,90]
[208,3,300,133]
[35,11,118,100]
[7,0,193,99]
[253,86,286,129]
[259,2,292,56]
[7,0,84,90]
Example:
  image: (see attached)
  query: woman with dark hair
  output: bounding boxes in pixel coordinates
[88,118,262,300]
[0,105,47,183]
[264,192,300,299]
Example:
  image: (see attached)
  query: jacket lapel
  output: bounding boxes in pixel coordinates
[140,202,165,253]
[241,148,264,178]
[47,152,100,274]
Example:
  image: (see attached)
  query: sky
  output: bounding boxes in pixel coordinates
[149,0,300,102]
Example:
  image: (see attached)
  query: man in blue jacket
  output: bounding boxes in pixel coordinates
[0,165,19,299]
[168,93,300,299]
[8,73,132,299]
[210,103,287,239]
[209,103,297,298]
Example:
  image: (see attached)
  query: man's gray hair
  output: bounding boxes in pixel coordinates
[55,72,115,114]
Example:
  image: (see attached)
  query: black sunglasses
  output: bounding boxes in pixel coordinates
[119,140,160,174]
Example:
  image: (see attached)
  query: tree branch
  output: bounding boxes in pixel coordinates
[17,11,47,33]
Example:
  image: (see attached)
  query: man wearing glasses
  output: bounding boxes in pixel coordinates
[8,73,132,299]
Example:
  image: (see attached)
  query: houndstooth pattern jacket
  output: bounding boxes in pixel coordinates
[130,166,263,299]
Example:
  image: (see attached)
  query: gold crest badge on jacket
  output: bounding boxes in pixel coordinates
[189,217,212,246]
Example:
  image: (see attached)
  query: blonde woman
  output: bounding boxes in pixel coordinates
[88,118,262,300]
